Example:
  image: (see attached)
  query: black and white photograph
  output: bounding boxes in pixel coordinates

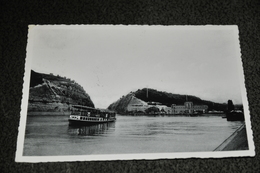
[16,25,254,162]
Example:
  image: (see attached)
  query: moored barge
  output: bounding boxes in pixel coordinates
[226,110,244,121]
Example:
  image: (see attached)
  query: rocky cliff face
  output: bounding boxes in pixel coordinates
[28,70,94,112]
[107,93,133,113]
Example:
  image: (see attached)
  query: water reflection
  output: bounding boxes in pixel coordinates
[68,122,115,136]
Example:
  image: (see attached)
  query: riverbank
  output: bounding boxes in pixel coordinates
[214,123,248,151]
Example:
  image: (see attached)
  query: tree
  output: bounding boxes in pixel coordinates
[145,106,160,114]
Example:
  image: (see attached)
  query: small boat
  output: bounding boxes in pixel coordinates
[68,105,116,126]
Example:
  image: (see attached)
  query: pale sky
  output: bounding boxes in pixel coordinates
[27,25,244,108]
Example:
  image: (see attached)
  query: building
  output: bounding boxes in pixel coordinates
[171,101,208,114]
[127,95,208,115]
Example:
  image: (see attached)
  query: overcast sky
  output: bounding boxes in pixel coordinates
[27,25,243,108]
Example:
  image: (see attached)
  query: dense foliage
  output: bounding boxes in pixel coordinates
[134,88,227,110]
[145,106,160,114]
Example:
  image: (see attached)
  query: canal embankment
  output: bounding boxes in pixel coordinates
[214,123,248,151]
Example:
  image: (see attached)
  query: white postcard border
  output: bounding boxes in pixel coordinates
[15,25,255,163]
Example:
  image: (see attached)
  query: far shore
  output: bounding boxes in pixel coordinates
[27,111,71,116]
[27,112,225,116]
[117,113,225,116]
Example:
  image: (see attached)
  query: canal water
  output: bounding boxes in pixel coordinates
[23,114,244,156]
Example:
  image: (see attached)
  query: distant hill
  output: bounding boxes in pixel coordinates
[108,88,228,114]
[28,70,94,113]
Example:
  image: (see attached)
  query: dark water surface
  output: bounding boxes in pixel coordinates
[23,114,243,156]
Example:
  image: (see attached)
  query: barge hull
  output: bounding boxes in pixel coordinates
[68,119,115,126]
